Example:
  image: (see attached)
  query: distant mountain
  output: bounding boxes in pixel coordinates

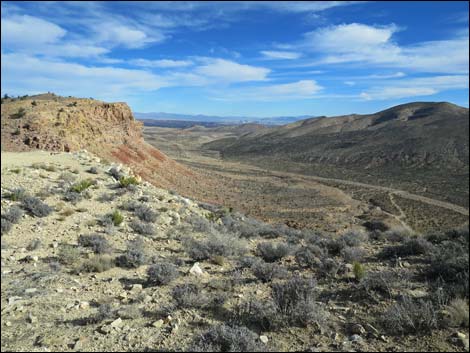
[204,102,470,207]
[134,111,313,125]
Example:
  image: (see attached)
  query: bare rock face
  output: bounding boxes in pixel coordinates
[1,94,200,192]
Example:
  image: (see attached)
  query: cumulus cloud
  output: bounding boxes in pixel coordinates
[286,23,468,74]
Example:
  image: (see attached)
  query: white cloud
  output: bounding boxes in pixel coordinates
[92,24,163,48]
[130,58,193,68]
[288,23,468,74]
[360,75,469,100]
[360,87,438,100]
[209,80,323,101]
[1,53,169,99]
[1,14,109,58]
[2,14,66,47]
[262,80,323,96]
[195,58,270,82]
[344,81,356,86]
[302,23,398,53]
[365,72,406,79]
[260,50,302,60]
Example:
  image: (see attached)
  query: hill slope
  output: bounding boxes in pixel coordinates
[204,102,469,207]
[0,94,204,193]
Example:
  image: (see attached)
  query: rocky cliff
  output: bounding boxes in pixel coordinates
[0,94,201,192]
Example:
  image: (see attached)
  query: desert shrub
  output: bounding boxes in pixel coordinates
[147,262,179,286]
[353,262,366,281]
[120,200,142,211]
[380,296,438,335]
[272,276,316,317]
[324,238,345,256]
[97,192,116,203]
[26,239,41,251]
[78,254,114,273]
[21,196,53,217]
[190,324,263,352]
[130,220,155,236]
[58,244,81,265]
[70,179,94,193]
[382,227,413,243]
[1,218,12,235]
[78,234,111,254]
[237,256,259,269]
[379,237,433,259]
[183,232,246,261]
[135,205,157,223]
[233,298,279,331]
[111,210,124,226]
[119,176,139,188]
[87,166,99,174]
[359,271,398,299]
[256,242,290,262]
[363,220,389,232]
[186,214,214,233]
[11,107,26,119]
[445,298,469,328]
[63,191,83,204]
[90,303,115,323]
[341,246,367,263]
[251,260,288,283]
[341,230,369,247]
[172,283,208,309]
[2,206,23,224]
[295,245,323,269]
[5,188,27,201]
[116,238,146,268]
[427,241,468,298]
[318,257,341,278]
[426,226,469,245]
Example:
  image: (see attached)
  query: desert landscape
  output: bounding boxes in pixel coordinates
[1,1,469,352]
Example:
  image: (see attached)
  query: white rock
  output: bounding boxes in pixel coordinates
[110,318,123,328]
[260,335,269,344]
[152,319,164,328]
[189,262,204,276]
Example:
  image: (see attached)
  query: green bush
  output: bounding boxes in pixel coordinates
[70,179,94,193]
[353,262,366,281]
[119,176,139,188]
[111,210,124,226]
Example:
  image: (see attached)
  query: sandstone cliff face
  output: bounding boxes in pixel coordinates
[0,95,200,191]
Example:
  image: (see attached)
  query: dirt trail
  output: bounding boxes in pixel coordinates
[387,192,414,232]
[267,168,469,217]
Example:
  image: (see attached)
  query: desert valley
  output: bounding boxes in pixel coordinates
[1,1,469,352]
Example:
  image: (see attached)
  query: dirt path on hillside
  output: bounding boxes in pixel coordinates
[180,155,469,217]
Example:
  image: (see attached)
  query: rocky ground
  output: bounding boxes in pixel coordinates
[1,150,469,352]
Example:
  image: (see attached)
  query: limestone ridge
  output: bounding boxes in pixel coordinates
[1,94,197,191]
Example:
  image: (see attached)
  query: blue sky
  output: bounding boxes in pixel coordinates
[1,1,469,117]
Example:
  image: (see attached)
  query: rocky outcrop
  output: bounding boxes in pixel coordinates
[0,94,200,192]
